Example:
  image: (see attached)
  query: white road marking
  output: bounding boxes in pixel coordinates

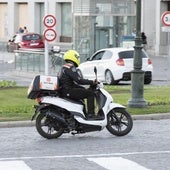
[88,157,151,170]
[0,160,31,170]
[0,150,169,161]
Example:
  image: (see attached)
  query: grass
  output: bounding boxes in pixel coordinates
[0,87,36,121]
[105,85,170,115]
[0,85,170,121]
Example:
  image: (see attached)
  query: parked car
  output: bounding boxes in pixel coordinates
[77,47,153,85]
[7,33,45,52]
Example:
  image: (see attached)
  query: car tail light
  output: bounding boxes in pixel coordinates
[20,42,27,46]
[148,58,152,65]
[116,58,125,66]
[36,97,42,103]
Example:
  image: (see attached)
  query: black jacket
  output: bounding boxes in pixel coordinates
[59,63,93,89]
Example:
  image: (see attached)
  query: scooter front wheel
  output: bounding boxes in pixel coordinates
[106,108,133,136]
[36,112,64,139]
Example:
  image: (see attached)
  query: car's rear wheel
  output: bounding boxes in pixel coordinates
[105,70,119,85]
[144,78,152,84]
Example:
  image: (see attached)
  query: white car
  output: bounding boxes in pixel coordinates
[77,47,153,85]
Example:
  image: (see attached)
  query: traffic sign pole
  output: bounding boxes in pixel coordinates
[44,0,49,76]
[43,12,57,75]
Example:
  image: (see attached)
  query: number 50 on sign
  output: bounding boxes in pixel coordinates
[161,11,170,26]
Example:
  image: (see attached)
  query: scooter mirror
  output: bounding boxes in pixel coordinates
[94,66,97,80]
[94,66,97,75]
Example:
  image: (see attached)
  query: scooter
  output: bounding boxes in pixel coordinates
[28,67,133,139]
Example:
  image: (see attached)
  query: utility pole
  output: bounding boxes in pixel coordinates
[128,0,147,108]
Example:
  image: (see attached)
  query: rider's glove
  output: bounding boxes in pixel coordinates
[90,79,99,89]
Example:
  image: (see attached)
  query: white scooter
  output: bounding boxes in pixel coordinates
[28,67,133,139]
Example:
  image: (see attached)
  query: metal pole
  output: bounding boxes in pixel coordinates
[94,22,97,53]
[44,0,49,75]
[128,0,147,108]
[168,32,170,80]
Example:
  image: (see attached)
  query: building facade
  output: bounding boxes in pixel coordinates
[0,0,170,58]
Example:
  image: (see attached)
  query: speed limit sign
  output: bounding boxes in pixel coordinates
[161,11,170,26]
[43,14,56,28]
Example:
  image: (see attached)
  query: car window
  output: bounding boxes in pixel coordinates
[91,51,105,61]
[102,51,112,60]
[23,34,41,41]
[118,50,147,59]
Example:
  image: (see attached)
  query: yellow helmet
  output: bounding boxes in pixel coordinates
[63,50,80,67]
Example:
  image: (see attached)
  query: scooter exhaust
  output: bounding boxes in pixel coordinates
[46,111,67,127]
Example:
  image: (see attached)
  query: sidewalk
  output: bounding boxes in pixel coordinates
[151,55,170,81]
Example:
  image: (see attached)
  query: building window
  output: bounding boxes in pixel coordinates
[60,3,72,42]
[73,0,136,57]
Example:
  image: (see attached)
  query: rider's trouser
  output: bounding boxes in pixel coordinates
[61,87,95,115]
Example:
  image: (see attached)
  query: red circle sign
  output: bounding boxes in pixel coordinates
[43,15,56,28]
[161,11,170,26]
[44,29,57,42]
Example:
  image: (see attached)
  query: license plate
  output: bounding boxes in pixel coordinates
[30,43,39,46]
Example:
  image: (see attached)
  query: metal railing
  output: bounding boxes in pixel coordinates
[14,49,64,76]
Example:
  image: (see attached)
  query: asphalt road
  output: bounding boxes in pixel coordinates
[0,119,170,170]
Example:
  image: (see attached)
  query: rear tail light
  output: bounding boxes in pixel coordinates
[20,42,26,45]
[116,58,125,66]
[36,97,42,103]
[19,42,27,46]
[148,58,152,65]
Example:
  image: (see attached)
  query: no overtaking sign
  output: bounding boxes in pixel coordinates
[43,28,57,42]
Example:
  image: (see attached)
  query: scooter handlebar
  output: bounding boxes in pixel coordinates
[97,82,103,88]
[90,81,103,90]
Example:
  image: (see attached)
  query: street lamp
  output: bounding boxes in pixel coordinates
[128,0,147,108]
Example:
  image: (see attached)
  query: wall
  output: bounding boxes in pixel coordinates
[0,3,8,41]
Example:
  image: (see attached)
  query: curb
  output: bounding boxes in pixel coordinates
[0,113,170,128]
[0,120,35,128]
[132,113,170,120]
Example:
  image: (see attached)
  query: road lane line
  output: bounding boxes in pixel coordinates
[0,150,170,161]
[88,157,151,170]
[0,160,31,170]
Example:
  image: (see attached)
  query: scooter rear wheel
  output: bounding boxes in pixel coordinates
[36,112,64,139]
[106,108,133,136]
